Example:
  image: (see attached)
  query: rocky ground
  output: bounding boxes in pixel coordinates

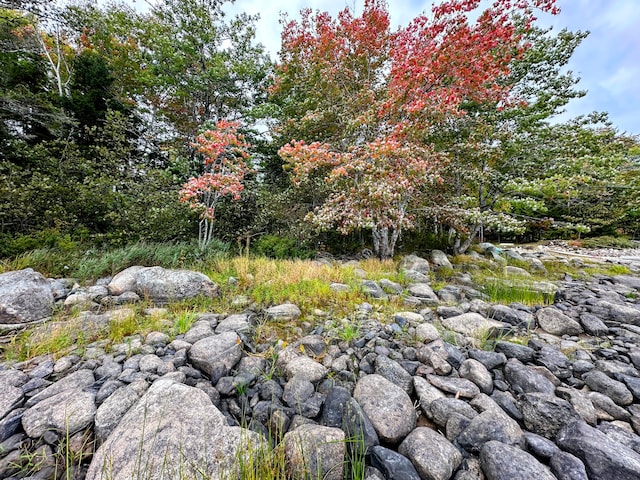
[1,245,640,479]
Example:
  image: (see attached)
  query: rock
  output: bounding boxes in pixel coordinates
[380,279,404,294]
[215,313,251,334]
[282,376,314,407]
[22,389,96,438]
[536,307,583,336]
[25,369,95,407]
[399,254,431,274]
[413,376,446,419]
[108,266,147,295]
[519,393,582,439]
[370,445,421,480]
[550,451,588,480]
[183,320,214,343]
[613,275,640,290]
[342,397,380,453]
[458,409,523,453]
[285,355,327,382]
[430,398,478,429]
[431,250,453,269]
[375,355,413,395]
[415,322,440,343]
[468,349,507,370]
[284,424,345,480]
[399,427,462,480]
[266,303,302,320]
[504,359,555,395]
[495,341,535,363]
[353,374,416,443]
[427,374,480,398]
[459,359,493,394]
[441,313,508,337]
[523,432,559,459]
[0,269,54,324]
[505,265,531,277]
[144,331,170,345]
[134,266,218,304]
[480,440,557,480]
[407,283,439,303]
[579,313,609,336]
[583,369,633,406]
[188,332,242,381]
[94,384,141,443]
[487,304,524,326]
[556,387,598,426]
[322,386,351,428]
[596,300,640,325]
[0,382,23,421]
[87,378,261,480]
[362,280,388,299]
[557,420,640,480]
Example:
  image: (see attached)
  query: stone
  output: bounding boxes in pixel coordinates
[107,266,147,295]
[284,424,345,480]
[457,409,523,453]
[550,451,588,480]
[362,280,388,299]
[353,374,416,444]
[399,254,431,274]
[25,369,95,407]
[380,279,404,294]
[430,398,478,429]
[370,445,421,480]
[556,387,598,426]
[505,265,531,277]
[426,374,480,398]
[536,307,583,336]
[22,389,96,438]
[0,382,23,421]
[342,397,380,453]
[183,320,214,343]
[399,427,462,480]
[583,369,633,406]
[94,384,141,443]
[519,393,582,439]
[138,354,164,374]
[441,313,508,337]
[415,322,440,343]
[480,441,557,480]
[523,432,559,459]
[495,341,534,363]
[413,376,446,419]
[144,331,170,345]
[215,313,251,334]
[266,303,302,320]
[188,332,242,381]
[375,355,413,395]
[504,359,555,395]
[557,420,640,480]
[86,378,261,480]
[459,359,493,395]
[407,283,439,303]
[285,356,327,382]
[430,250,453,269]
[134,266,219,304]
[579,313,609,336]
[322,386,351,428]
[468,349,507,370]
[283,376,315,408]
[0,268,54,324]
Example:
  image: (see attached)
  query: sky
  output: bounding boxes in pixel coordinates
[220,0,640,135]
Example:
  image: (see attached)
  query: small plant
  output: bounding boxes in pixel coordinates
[172,311,197,336]
[337,321,361,343]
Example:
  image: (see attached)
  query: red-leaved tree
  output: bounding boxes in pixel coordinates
[274,0,558,258]
[179,120,251,249]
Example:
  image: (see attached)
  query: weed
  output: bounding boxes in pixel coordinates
[337,321,361,343]
[172,311,198,336]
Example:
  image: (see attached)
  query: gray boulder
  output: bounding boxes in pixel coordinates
[86,378,261,480]
[284,424,345,480]
[536,307,583,336]
[0,269,54,324]
[22,389,96,438]
[134,267,218,304]
[399,254,430,274]
[107,266,147,295]
[430,250,453,269]
[94,384,143,443]
[557,420,640,480]
[441,312,507,337]
[519,393,582,439]
[583,370,634,406]
[188,332,242,381]
[480,440,557,480]
[353,374,416,443]
[266,303,302,321]
[399,427,462,480]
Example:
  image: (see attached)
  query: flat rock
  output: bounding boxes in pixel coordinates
[441,313,507,337]
[266,303,302,320]
[25,369,95,407]
[0,269,54,324]
[504,359,556,395]
[285,356,327,382]
[583,369,633,406]
[22,389,96,438]
[536,307,583,336]
[86,378,261,480]
[519,393,582,439]
[399,427,462,480]
[375,355,413,395]
[399,254,430,274]
[0,382,23,421]
[353,374,416,443]
[426,374,480,398]
[550,451,588,480]
[94,384,141,443]
[480,440,557,480]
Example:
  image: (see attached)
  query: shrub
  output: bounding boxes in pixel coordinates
[252,235,314,259]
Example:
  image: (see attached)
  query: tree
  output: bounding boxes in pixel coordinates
[273,0,558,258]
[179,120,252,249]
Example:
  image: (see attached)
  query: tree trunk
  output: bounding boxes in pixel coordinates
[455,224,482,255]
[372,226,400,260]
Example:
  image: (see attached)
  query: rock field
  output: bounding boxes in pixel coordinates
[1,245,640,479]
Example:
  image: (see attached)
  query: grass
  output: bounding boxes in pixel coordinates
[480,278,555,306]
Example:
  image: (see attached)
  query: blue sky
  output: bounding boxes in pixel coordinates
[222,0,640,135]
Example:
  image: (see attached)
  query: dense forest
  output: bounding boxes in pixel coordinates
[1,0,639,260]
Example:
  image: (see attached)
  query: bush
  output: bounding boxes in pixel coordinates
[252,235,314,259]
[580,235,637,249]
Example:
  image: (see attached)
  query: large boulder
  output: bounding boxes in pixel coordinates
[107,266,148,296]
[134,267,218,304]
[0,269,54,325]
[86,378,261,480]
